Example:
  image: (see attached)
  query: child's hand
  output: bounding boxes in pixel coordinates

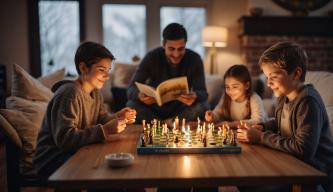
[117,107,137,124]
[103,118,126,134]
[205,110,214,122]
[237,125,262,144]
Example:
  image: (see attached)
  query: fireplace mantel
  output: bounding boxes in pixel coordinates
[238,16,333,76]
[239,16,333,36]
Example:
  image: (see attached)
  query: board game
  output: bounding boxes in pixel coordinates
[136,118,241,154]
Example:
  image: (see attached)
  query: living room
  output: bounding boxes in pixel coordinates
[1,0,333,192]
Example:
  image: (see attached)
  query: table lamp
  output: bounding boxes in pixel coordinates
[202,26,227,74]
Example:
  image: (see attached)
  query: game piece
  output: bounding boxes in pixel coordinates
[175,116,179,130]
[174,135,179,143]
[203,134,207,147]
[142,120,146,130]
[141,136,146,147]
[148,130,153,145]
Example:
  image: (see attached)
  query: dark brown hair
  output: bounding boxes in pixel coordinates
[259,41,307,82]
[220,65,253,121]
[74,41,115,75]
[162,23,187,42]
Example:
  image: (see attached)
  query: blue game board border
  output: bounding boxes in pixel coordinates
[136,134,242,155]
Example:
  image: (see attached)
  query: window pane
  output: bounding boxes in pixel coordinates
[103,4,146,63]
[39,1,80,76]
[161,7,206,58]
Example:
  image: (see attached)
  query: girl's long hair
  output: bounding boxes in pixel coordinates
[220,65,253,121]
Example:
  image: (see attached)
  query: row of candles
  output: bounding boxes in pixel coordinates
[142,117,237,138]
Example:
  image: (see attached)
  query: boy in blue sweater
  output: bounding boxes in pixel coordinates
[237,42,333,192]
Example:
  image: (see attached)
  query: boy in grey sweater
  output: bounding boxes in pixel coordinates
[34,42,136,178]
[237,42,333,192]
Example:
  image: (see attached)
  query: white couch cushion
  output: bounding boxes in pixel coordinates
[38,68,65,89]
[111,63,137,88]
[205,75,224,108]
[305,71,333,107]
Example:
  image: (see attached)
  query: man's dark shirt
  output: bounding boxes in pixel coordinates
[127,47,208,112]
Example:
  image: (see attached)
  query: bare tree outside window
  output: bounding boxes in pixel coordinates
[103,5,146,64]
[39,1,79,76]
[161,7,206,58]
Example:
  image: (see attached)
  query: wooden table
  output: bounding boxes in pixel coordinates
[48,125,327,191]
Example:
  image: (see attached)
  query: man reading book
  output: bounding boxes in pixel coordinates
[127,23,210,123]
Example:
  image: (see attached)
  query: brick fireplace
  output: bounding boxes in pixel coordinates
[239,16,333,76]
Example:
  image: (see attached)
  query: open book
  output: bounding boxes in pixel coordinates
[135,76,189,106]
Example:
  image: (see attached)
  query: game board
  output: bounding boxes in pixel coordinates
[136,118,241,154]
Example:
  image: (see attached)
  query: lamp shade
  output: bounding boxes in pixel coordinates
[202,26,227,47]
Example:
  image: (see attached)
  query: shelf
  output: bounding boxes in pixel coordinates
[239,16,333,36]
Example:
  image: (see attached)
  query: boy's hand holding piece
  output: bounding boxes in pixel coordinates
[237,123,263,144]
[116,107,137,124]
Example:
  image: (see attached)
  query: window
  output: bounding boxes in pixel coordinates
[102,4,146,63]
[39,1,80,76]
[161,7,206,58]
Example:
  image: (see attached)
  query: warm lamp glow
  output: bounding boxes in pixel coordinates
[202,26,227,48]
[202,26,228,74]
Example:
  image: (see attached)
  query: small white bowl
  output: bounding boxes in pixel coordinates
[105,153,134,168]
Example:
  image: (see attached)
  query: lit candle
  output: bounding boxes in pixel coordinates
[142,120,146,130]
[175,116,179,130]
[196,125,201,133]
[203,122,206,134]
[182,125,186,134]
[218,127,222,136]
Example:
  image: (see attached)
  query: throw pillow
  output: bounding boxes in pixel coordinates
[0,113,22,148]
[12,64,53,102]
[111,63,137,88]
[38,68,65,89]
[1,96,47,175]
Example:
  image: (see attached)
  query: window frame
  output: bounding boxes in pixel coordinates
[29,0,85,77]
[101,3,147,63]
[99,0,211,53]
